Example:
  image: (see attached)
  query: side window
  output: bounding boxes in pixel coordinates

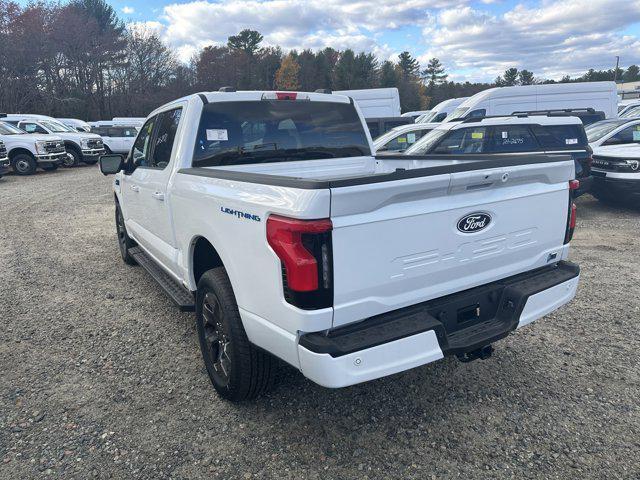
[432,127,489,154]
[131,116,157,167]
[489,126,538,153]
[22,123,47,134]
[467,109,486,118]
[107,128,122,137]
[122,128,138,138]
[532,125,587,149]
[383,129,430,151]
[605,125,640,145]
[150,108,182,169]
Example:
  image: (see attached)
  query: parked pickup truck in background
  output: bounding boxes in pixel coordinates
[3,115,105,167]
[0,139,9,178]
[0,120,66,175]
[100,89,581,401]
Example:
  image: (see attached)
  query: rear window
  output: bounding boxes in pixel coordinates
[193,100,370,167]
[489,125,538,153]
[530,125,588,149]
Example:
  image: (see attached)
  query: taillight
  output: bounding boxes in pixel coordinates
[564,181,578,244]
[261,92,309,101]
[267,215,333,309]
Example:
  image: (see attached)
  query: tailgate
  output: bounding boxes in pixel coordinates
[330,160,574,327]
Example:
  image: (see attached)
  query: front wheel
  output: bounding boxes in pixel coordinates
[63,149,81,167]
[11,154,37,175]
[196,268,277,401]
[115,204,137,265]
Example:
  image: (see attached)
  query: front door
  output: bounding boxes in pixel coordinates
[121,108,184,274]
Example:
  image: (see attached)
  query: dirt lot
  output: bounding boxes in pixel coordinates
[0,165,639,479]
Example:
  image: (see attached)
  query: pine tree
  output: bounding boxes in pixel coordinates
[422,58,447,86]
[227,29,263,57]
[398,51,420,78]
[518,70,535,85]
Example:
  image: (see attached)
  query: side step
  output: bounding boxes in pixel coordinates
[129,246,195,312]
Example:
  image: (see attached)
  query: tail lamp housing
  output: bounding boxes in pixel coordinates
[267,215,333,309]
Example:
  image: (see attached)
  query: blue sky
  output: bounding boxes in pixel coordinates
[17,0,640,81]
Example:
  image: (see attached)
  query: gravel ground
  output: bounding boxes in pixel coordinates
[0,165,639,480]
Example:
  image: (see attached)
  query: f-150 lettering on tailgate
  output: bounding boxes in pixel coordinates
[390,228,537,280]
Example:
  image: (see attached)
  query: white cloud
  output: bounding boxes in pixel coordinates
[152,0,640,81]
[122,6,135,15]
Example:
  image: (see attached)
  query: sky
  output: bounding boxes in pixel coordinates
[19,0,640,82]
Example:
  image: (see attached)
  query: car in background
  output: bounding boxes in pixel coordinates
[416,97,468,124]
[91,124,138,154]
[405,114,593,196]
[619,104,640,119]
[590,144,640,206]
[57,118,92,132]
[0,120,66,175]
[401,110,431,121]
[447,82,618,122]
[586,118,640,153]
[0,139,9,178]
[4,115,105,167]
[365,116,413,138]
[373,123,439,154]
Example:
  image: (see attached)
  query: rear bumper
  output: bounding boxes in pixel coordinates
[298,261,580,388]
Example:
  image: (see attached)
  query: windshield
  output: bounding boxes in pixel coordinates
[447,106,469,121]
[621,105,640,118]
[404,128,450,155]
[193,100,371,167]
[40,120,74,133]
[418,110,439,123]
[585,120,628,142]
[0,121,26,135]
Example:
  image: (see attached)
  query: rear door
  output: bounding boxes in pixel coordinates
[329,159,574,327]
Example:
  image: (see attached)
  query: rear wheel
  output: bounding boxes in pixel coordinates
[11,154,37,175]
[115,204,137,265]
[196,268,277,401]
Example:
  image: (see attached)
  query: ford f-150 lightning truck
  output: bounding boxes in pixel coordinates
[99,89,581,401]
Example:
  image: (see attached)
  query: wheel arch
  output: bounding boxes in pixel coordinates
[64,141,81,153]
[8,147,36,160]
[189,236,226,290]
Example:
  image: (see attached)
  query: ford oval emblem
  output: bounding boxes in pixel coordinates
[457,212,492,233]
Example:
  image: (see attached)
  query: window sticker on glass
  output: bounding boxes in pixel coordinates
[501,131,508,139]
[565,138,578,145]
[407,133,416,143]
[633,131,640,141]
[471,132,484,139]
[397,136,407,143]
[206,129,228,141]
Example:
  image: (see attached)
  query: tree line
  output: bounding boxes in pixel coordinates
[1,0,637,121]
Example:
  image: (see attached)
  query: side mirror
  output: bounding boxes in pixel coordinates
[99,154,124,175]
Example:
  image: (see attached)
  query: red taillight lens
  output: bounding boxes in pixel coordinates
[569,203,577,230]
[266,215,332,292]
[569,179,580,191]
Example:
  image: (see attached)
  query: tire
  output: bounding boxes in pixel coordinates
[196,268,277,401]
[41,163,59,171]
[63,148,81,167]
[11,153,37,175]
[115,204,137,265]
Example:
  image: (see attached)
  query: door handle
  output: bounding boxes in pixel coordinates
[130,184,140,192]
[152,192,165,201]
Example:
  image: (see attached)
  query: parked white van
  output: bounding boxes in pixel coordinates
[333,88,401,118]
[447,82,618,123]
[417,97,468,123]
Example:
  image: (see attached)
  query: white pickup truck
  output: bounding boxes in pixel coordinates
[99,90,581,401]
[0,120,67,175]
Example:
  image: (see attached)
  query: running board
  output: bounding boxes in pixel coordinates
[129,246,195,312]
